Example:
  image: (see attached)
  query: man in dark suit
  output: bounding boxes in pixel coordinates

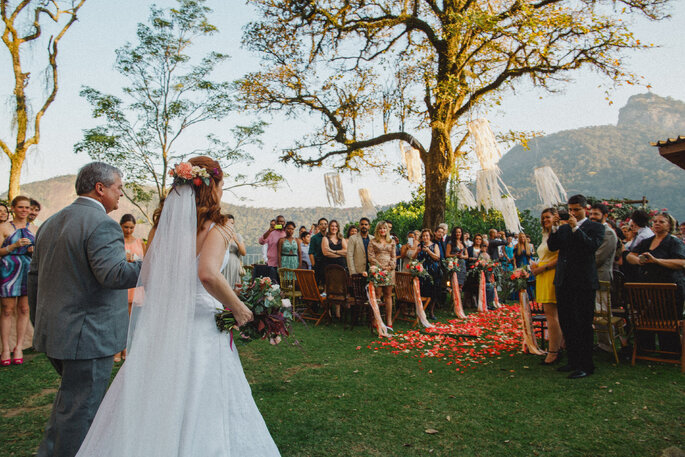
[28,162,142,457]
[548,194,605,379]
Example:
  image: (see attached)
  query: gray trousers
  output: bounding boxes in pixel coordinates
[36,356,113,457]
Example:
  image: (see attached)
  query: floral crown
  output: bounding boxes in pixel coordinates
[168,162,221,187]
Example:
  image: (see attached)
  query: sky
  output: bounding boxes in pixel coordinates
[1,0,684,209]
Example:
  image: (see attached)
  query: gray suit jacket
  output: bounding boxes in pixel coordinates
[346,233,374,275]
[595,223,617,282]
[28,198,142,360]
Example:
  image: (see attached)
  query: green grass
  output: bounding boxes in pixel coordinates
[1,311,683,457]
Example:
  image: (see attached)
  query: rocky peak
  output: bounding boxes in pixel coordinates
[617,93,685,135]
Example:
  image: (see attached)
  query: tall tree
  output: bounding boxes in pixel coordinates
[1,0,86,201]
[241,0,669,228]
[75,0,282,222]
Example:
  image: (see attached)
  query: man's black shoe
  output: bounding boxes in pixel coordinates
[567,370,591,379]
[556,364,574,372]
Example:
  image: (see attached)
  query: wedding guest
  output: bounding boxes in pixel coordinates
[548,194,605,379]
[258,215,286,281]
[626,212,685,353]
[0,196,38,366]
[0,204,9,224]
[345,224,358,238]
[530,208,562,365]
[679,221,685,242]
[589,203,619,353]
[467,233,488,265]
[464,234,488,308]
[347,217,373,275]
[487,228,506,261]
[222,214,246,288]
[514,232,532,268]
[463,232,473,248]
[277,221,301,280]
[300,231,311,269]
[368,222,396,330]
[28,198,41,225]
[503,235,515,272]
[309,217,328,285]
[445,226,467,287]
[400,231,419,271]
[414,229,442,320]
[433,225,447,259]
[630,209,654,248]
[437,223,449,241]
[113,213,146,363]
[262,219,275,263]
[621,223,634,246]
[299,225,308,237]
[321,219,347,269]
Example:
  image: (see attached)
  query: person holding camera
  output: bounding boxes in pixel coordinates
[0,196,38,366]
[258,215,287,279]
[547,195,605,379]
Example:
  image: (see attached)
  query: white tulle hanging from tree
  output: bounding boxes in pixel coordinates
[400,142,423,183]
[324,172,345,207]
[456,182,478,209]
[358,188,377,217]
[534,166,567,207]
[468,118,521,233]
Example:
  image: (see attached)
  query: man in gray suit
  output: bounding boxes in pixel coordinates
[28,162,142,457]
[589,203,618,353]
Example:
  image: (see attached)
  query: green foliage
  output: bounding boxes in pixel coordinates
[74,0,282,221]
[373,190,542,245]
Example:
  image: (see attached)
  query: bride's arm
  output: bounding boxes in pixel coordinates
[197,228,254,326]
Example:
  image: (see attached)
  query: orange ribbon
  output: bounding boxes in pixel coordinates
[518,291,545,355]
[451,272,466,318]
[367,284,389,337]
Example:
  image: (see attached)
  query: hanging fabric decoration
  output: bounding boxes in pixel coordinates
[412,277,434,328]
[469,118,522,233]
[400,142,423,183]
[456,182,478,210]
[451,272,467,318]
[518,291,545,355]
[358,188,377,217]
[534,166,567,207]
[323,172,345,207]
[366,284,389,337]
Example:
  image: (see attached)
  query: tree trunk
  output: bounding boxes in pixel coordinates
[7,156,23,202]
[422,130,452,229]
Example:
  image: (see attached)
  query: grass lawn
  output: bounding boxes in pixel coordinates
[1,308,683,457]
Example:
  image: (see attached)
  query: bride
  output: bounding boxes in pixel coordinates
[76,157,281,456]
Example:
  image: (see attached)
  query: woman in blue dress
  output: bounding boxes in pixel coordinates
[413,229,442,320]
[0,196,38,366]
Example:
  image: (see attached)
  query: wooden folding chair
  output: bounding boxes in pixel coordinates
[349,274,370,329]
[294,269,329,326]
[278,268,302,308]
[393,272,430,328]
[528,299,548,350]
[624,282,684,372]
[593,280,627,364]
[324,264,354,323]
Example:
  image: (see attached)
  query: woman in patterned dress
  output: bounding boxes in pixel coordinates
[0,196,38,366]
[278,222,301,279]
[368,222,396,330]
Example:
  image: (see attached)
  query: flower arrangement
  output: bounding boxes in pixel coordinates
[368,265,393,287]
[168,162,220,187]
[405,259,432,282]
[507,266,530,292]
[215,276,292,345]
[442,258,462,274]
[467,259,501,281]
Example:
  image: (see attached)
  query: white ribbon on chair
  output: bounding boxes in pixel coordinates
[366,284,389,337]
[477,271,488,312]
[412,277,434,328]
[518,290,545,355]
[451,272,467,319]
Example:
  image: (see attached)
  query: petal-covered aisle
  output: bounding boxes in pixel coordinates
[365,305,523,372]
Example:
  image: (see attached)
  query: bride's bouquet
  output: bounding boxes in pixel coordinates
[215,276,292,345]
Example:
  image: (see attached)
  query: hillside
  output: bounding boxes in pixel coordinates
[499,93,685,218]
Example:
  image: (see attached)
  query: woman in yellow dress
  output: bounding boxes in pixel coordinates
[530,208,563,365]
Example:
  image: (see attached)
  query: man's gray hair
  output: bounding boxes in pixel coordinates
[75,162,122,195]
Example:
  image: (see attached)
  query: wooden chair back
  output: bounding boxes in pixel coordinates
[324,264,349,301]
[594,280,625,364]
[394,271,430,327]
[294,269,328,325]
[624,282,683,372]
[350,274,369,307]
[278,267,301,306]
[625,283,679,332]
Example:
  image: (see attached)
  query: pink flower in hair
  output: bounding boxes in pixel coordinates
[175,162,194,179]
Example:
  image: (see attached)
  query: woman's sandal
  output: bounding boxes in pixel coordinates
[540,350,560,366]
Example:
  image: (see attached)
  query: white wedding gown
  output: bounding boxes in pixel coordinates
[76,244,281,456]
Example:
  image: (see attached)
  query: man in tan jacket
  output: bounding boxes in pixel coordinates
[347,217,374,275]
